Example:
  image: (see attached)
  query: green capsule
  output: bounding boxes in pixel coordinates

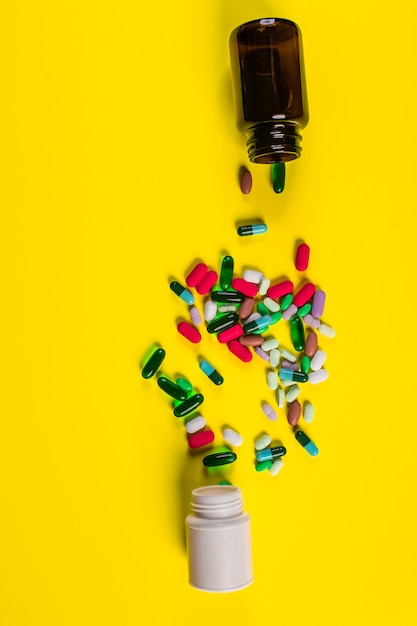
[212,290,245,303]
[157,376,187,401]
[297,303,312,318]
[280,293,293,311]
[206,312,239,334]
[173,393,204,418]
[176,377,192,393]
[257,302,269,316]
[271,162,286,193]
[300,356,311,373]
[203,451,237,467]
[141,347,166,379]
[269,311,283,325]
[220,255,234,290]
[290,315,305,351]
[255,460,273,472]
[219,480,232,485]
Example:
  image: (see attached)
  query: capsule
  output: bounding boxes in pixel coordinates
[280,293,293,311]
[188,429,215,449]
[217,324,243,343]
[303,403,315,423]
[279,347,297,363]
[228,339,252,362]
[256,446,287,462]
[297,303,312,317]
[285,384,301,403]
[255,434,272,450]
[257,302,270,316]
[204,299,217,322]
[269,311,283,325]
[281,360,298,370]
[239,334,264,347]
[141,347,166,379]
[189,306,202,326]
[254,346,270,361]
[304,331,318,357]
[312,289,326,318]
[282,304,298,321]
[262,338,279,351]
[203,451,237,467]
[310,349,326,371]
[206,312,239,334]
[232,277,258,298]
[278,368,308,382]
[220,255,234,289]
[176,377,193,393]
[308,369,328,384]
[267,371,278,390]
[287,400,301,425]
[218,304,238,313]
[318,323,336,338]
[185,415,206,434]
[255,460,273,472]
[300,356,311,373]
[243,269,263,284]
[262,403,277,421]
[222,428,243,447]
[290,315,305,351]
[293,282,316,307]
[267,280,294,299]
[199,359,224,385]
[174,393,204,417]
[269,458,284,476]
[157,376,187,401]
[243,314,272,334]
[262,297,280,312]
[212,290,245,304]
[295,430,319,456]
[271,162,285,193]
[196,270,218,296]
[186,262,208,288]
[295,243,310,271]
[177,321,201,344]
[277,387,285,408]
[269,348,280,368]
[258,277,270,295]
[239,167,252,194]
[237,223,268,236]
[170,281,194,305]
[239,297,256,320]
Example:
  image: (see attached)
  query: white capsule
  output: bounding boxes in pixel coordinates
[277,387,285,408]
[189,306,202,326]
[185,415,206,434]
[269,348,280,368]
[308,369,329,384]
[267,370,278,390]
[282,303,299,320]
[222,427,243,447]
[318,323,336,338]
[262,403,277,421]
[269,458,284,476]
[285,385,300,402]
[243,269,263,284]
[281,378,294,387]
[255,434,272,451]
[262,337,279,351]
[262,297,280,312]
[258,277,270,296]
[244,312,261,324]
[303,403,315,423]
[218,304,238,313]
[310,349,326,371]
[279,347,297,363]
[204,299,217,322]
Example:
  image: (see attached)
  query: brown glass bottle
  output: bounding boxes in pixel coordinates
[229,18,309,164]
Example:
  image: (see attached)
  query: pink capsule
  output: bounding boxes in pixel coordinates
[312,289,326,318]
[217,324,244,344]
[295,243,310,271]
[196,270,218,295]
[186,262,208,288]
[267,280,294,299]
[228,339,252,362]
[177,321,201,343]
[293,282,316,307]
[188,429,215,449]
[231,277,258,298]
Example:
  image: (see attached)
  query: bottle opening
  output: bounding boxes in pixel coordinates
[191,485,244,519]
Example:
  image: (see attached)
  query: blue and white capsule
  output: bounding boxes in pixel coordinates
[256,446,287,462]
[170,281,195,305]
[199,359,224,385]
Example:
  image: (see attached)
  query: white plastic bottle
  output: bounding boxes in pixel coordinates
[185,485,253,592]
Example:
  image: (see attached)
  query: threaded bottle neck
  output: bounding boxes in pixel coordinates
[247,121,302,164]
[190,486,244,519]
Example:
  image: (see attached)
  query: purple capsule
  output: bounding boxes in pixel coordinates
[312,290,326,318]
[281,360,298,370]
[254,346,270,361]
[282,304,298,320]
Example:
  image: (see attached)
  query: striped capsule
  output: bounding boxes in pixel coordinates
[206,312,239,334]
[186,263,208,288]
[262,403,277,421]
[220,255,234,289]
[267,280,294,299]
[203,451,237,467]
[212,290,245,304]
[199,360,224,385]
[142,347,166,379]
[170,281,195,305]
[188,429,215,449]
[174,393,204,417]
[177,321,201,344]
[237,223,268,236]
[232,277,258,298]
[293,282,316,307]
[295,430,319,456]
[196,270,218,295]
[228,339,252,362]
[256,446,287,462]
[157,376,187,401]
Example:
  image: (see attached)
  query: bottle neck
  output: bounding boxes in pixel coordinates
[190,486,244,519]
[246,121,302,164]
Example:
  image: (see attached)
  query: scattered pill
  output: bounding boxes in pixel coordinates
[257,302,270,316]
[220,255,234,289]
[318,323,336,338]
[157,376,188,401]
[239,167,252,194]
[295,430,319,456]
[177,321,201,344]
[212,290,245,303]
[271,162,285,193]
[267,371,278,390]
[196,270,218,296]
[286,384,301,402]
[206,312,239,334]
[255,434,272,450]
[270,311,282,323]
[254,346,270,361]
[310,349,326,371]
[237,223,268,236]
[244,312,261,324]
[218,304,238,313]
[239,334,264,347]
[290,315,305,351]
[312,289,326,318]
[279,347,297,362]
[204,299,217,322]
[239,297,255,319]
[217,324,244,343]
[280,293,293,311]
[282,303,298,320]
[297,303,312,317]
[142,347,166,379]
[228,339,252,362]
[203,451,237,466]
[277,387,285,408]
[188,429,215,449]
[278,368,308,383]
[269,348,280,368]
[293,282,316,308]
[300,355,311,373]
[232,277,258,298]
[186,263,208,288]
[185,415,206,434]
[255,460,273,472]
[189,306,203,326]
[269,458,284,476]
[304,331,318,357]
[262,403,277,421]
[243,314,272,334]
[199,359,224,385]
[295,243,310,271]
[256,446,287,462]
[223,428,243,447]
[308,369,329,384]
[267,280,294,299]
[170,281,195,305]
[303,403,315,424]
[262,338,279,351]
[174,393,204,417]
[281,360,298,370]
[243,269,263,284]
[258,278,270,296]
[263,296,280,312]
[176,377,193,392]
[287,400,301,425]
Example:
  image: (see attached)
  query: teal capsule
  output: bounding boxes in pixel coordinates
[199,360,224,385]
[176,377,193,393]
[256,446,287,462]
[295,430,319,456]
[297,303,312,318]
[243,314,272,334]
[220,255,234,290]
[157,376,187,401]
[141,348,166,379]
[237,223,268,236]
[300,356,311,373]
[255,460,273,472]
[280,293,293,311]
[206,312,239,334]
[290,315,305,351]
[173,393,204,418]
[257,302,269,316]
[203,451,237,467]
[269,311,282,325]
[212,290,245,304]
[278,368,308,382]
[169,281,194,305]
[271,162,286,193]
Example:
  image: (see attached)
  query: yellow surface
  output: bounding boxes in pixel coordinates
[1,1,417,624]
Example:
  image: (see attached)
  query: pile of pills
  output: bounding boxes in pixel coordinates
[142,241,335,477]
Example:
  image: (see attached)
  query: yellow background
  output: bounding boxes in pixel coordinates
[1,1,416,624]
